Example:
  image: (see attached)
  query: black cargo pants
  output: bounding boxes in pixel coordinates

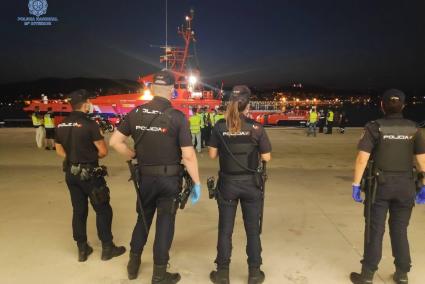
[362,175,416,272]
[130,175,180,265]
[65,172,113,244]
[215,175,263,268]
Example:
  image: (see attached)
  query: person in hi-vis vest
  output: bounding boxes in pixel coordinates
[326,109,334,134]
[307,107,318,137]
[44,107,56,150]
[32,106,45,148]
[189,108,203,153]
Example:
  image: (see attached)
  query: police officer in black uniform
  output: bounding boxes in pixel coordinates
[350,89,425,284]
[318,109,326,133]
[110,70,201,283]
[55,89,126,262]
[208,85,272,284]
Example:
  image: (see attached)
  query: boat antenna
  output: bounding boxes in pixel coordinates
[165,0,168,69]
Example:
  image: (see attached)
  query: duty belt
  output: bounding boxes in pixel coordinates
[69,161,99,168]
[219,172,256,181]
[139,164,183,177]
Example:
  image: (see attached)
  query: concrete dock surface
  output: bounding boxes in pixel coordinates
[1,127,425,284]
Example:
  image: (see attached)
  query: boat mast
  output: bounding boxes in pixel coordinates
[158,9,196,81]
[165,0,168,70]
[178,9,195,73]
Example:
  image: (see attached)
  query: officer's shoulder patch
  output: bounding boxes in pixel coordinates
[253,121,262,128]
[130,107,142,115]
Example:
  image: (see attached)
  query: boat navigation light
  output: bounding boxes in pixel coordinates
[185,16,190,21]
[141,89,153,100]
[188,75,198,85]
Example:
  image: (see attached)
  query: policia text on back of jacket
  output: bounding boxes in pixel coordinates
[349,89,425,284]
[208,85,271,284]
[54,89,126,263]
[109,70,201,284]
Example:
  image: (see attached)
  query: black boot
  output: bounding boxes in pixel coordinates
[77,242,93,262]
[101,242,126,261]
[151,264,181,284]
[350,267,375,284]
[127,252,141,280]
[248,267,265,284]
[210,267,229,284]
[393,268,408,284]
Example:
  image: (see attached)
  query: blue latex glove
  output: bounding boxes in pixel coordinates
[190,183,201,205]
[352,184,363,203]
[416,186,425,204]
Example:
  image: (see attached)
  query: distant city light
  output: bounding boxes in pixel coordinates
[292,83,303,88]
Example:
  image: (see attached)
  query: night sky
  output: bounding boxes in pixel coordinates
[1,0,425,90]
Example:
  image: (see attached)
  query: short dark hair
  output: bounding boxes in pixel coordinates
[68,89,91,110]
[71,101,85,110]
[382,99,403,114]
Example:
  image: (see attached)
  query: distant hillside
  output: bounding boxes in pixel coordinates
[0,77,140,101]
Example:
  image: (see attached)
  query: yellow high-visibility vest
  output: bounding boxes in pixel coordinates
[199,113,205,128]
[327,111,334,122]
[213,114,225,125]
[309,111,318,123]
[44,113,55,128]
[32,113,43,127]
[189,115,202,134]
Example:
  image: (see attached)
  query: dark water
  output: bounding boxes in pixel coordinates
[343,103,424,126]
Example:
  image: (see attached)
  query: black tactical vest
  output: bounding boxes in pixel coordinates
[373,118,417,172]
[133,106,180,166]
[217,120,259,175]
